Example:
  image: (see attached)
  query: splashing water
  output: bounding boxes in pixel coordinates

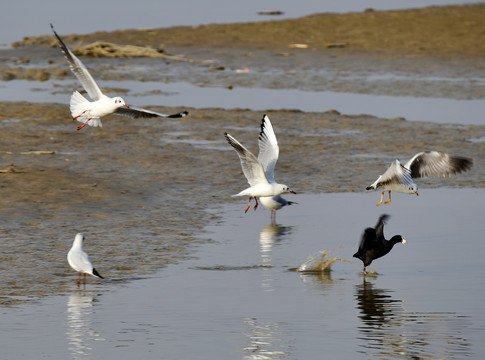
[297,251,341,272]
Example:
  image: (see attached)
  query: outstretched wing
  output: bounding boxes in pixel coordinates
[374,214,390,238]
[51,23,104,101]
[375,160,414,188]
[115,106,188,119]
[225,133,268,187]
[405,151,473,179]
[257,114,279,183]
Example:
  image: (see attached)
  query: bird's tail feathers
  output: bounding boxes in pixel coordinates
[92,268,104,279]
[70,92,102,127]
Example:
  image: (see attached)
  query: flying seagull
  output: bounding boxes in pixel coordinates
[366,151,473,206]
[51,24,188,130]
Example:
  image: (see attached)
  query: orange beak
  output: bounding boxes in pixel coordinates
[415,191,419,196]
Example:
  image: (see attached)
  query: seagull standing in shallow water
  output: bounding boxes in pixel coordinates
[259,195,297,224]
[67,233,104,286]
[225,114,296,213]
[50,24,188,131]
[366,151,473,206]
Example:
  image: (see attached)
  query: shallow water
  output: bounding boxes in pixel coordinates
[2,79,485,125]
[1,189,484,359]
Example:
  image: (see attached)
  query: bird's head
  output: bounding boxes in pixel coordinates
[278,184,296,195]
[408,183,418,195]
[391,235,406,245]
[113,97,128,108]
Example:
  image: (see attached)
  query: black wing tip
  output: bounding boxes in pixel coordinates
[92,268,104,279]
[259,114,269,139]
[452,155,474,172]
[166,110,188,118]
[379,214,390,223]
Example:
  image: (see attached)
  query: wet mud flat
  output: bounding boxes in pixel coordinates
[1,4,484,305]
[2,5,485,100]
[0,103,483,305]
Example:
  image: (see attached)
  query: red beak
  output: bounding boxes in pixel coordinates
[290,190,296,194]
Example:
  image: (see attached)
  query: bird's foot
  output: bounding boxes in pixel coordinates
[77,119,92,131]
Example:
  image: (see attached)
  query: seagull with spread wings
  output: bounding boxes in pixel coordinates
[366,151,473,206]
[225,115,296,213]
[51,24,187,130]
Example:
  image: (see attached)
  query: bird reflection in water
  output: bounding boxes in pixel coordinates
[259,223,293,264]
[259,223,293,291]
[66,293,103,360]
[355,280,471,358]
[243,318,292,359]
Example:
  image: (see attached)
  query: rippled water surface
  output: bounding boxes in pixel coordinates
[1,189,484,359]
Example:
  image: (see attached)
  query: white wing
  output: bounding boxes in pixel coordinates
[115,106,188,119]
[51,24,104,101]
[377,160,414,188]
[404,151,473,179]
[257,115,279,183]
[225,133,268,187]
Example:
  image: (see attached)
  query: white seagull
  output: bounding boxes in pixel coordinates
[51,24,188,131]
[366,151,473,206]
[225,114,296,213]
[259,196,297,224]
[67,233,104,286]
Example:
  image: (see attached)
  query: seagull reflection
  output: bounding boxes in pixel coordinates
[259,224,293,263]
[243,318,292,359]
[66,293,103,360]
[355,280,471,358]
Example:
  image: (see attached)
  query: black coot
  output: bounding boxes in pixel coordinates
[353,214,406,273]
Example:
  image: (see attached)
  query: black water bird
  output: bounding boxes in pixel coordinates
[353,215,406,273]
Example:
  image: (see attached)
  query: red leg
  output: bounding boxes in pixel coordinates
[77,272,81,286]
[77,118,92,131]
[245,197,252,213]
[253,197,259,211]
[73,110,88,120]
[83,273,87,284]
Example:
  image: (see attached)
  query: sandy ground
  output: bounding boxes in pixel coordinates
[0,4,484,305]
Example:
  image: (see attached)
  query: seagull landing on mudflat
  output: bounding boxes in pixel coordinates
[366,151,473,206]
[225,114,296,213]
[50,24,188,131]
[67,233,104,286]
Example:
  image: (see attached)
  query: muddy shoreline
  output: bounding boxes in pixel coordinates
[1,4,484,305]
[1,103,483,305]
